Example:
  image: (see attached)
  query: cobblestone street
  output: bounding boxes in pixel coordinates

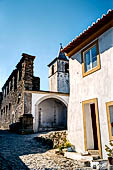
[0,130,90,170]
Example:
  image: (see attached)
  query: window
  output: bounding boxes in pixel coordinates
[9,103,11,110]
[52,65,54,75]
[82,40,100,77]
[6,105,8,115]
[17,94,21,104]
[10,79,13,91]
[65,63,69,73]
[7,85,9,95]
[19,68,22,81]
[106,101,113,140]
[14,75,17,90]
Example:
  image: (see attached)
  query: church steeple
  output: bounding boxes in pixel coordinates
[60,43,63,49]
[57,43,68,60]
[48,44,69,93]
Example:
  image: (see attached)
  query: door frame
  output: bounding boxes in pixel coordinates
[82,98,102,158]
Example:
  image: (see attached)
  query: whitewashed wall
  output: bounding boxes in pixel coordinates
[49,60,69,93]
[31,92,69,132]
[38,98,67,128]
[68,27,113,158]
[49,61,58,92]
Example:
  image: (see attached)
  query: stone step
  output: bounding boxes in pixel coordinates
[64,152,93,162]
[92,155,100,160]
[88,150,99,155]
[64,152,108,169]
[90,159,108,169]
[64,151,100,161]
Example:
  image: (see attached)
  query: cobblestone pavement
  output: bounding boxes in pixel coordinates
[0,130,91,170]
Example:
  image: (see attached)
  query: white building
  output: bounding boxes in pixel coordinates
[48,45,69,93]
[62,10,113,159]
[25,45,69,133]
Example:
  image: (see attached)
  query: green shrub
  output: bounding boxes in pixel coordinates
[58,141,72,152]
[59,144,64,151]
[64,141,72,148]
[105,141,113,157]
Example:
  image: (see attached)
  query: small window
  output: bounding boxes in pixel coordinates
[52,65,54,75]
[65,63,69,73]
[7,85,9,95]
[14,75,17,90]
[10,80,13,91]
[6,105,8,115]
[17,94,21,104]
[9,103,11,110]
[106,101,113,140]
[19,69,22,81]
[82,40,100,77]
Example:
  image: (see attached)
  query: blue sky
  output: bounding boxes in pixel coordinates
[0,0,112,91]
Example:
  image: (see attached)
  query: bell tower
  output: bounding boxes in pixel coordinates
[48,44,69,93]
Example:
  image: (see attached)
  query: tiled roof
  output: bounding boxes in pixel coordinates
[62,9,113,55]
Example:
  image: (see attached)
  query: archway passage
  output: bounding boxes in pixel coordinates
[37,98,67,131]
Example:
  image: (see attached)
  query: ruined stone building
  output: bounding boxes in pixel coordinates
[0,53,40,130]
[0,47,69,133]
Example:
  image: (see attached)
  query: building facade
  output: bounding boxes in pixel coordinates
[0,53,40,129]
[63,10,113,159]
[48,45,69,93]
[0,48,69,133]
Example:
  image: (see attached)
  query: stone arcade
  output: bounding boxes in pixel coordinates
[0,47,69,133]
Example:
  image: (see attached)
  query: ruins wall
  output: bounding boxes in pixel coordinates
[0,53,40,129]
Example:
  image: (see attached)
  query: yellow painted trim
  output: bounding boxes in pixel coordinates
[82,98,102,158]
[106,101,113,141]
[82,102,87,151]
[82,40,101,77]
[66,20,113,57]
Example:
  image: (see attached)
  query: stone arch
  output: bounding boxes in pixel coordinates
[35,95,68,107]
[34,95,68,132]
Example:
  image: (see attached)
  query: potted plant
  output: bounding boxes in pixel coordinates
[105,141,113,165]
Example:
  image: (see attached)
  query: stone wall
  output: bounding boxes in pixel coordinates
[24,92,32,114]
[39,130,67,149]
[0,72,24,128]
[0,53,40,129]
[0,92,3,109]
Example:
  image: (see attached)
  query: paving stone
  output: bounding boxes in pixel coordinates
[0,130,92,170]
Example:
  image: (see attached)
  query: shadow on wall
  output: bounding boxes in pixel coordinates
[0,130,52,170]
[37,98,67,131]
[9,114,34,134]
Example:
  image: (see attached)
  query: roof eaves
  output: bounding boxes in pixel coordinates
[47,57,57,67]
[62,9,113,55]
